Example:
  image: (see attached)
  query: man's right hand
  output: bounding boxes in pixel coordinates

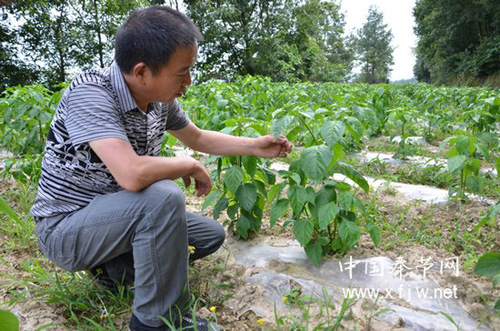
[89,138,212,193]
[181,157,212,197]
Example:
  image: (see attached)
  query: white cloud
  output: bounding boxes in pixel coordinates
[340,0,417,80]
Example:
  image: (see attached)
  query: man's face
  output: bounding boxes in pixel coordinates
[147,46,197,104]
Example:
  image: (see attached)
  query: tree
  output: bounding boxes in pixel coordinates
[0,8,39,90]
[352,6,394,84]
[413,0,500,85]
[7,0,153,86]
[185,0,352,82]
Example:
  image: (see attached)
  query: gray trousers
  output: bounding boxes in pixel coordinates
[35,179,225,327]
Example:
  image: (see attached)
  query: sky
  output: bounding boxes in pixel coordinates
[340,0,417,81]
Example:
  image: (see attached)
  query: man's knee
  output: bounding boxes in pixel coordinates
[141,179,185,210]
[212,221,225,249]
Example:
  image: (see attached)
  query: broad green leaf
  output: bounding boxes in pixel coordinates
[455,136,471,155]
[305,187,316,204]
[242,155,257,178]
[293,219,313,246]
[0,197,18,222]
[287,126,302,142]
[213,198,229,220]
[346,116,364,140]
[202,191,222,211]
[268,182,286,204]
[290,173,302,185]
[466,177,480,192]
[448,155,466,173]
[337,162,369,193]
[320,121,345,147]
[475,143,490,162]
[288,185,307,215]
[305,240,322,267]
[0,310,19,331]
[253,179,268,198]
[337,191,353,210]
[318,202,339,230]
[300,145,333,182]
[310,186,336,221]
[225,166,244,195]
[299,110,315,120]
[258,166,276,185]
[474,252,500,277]
[493,274,500,288]
[495,299,500,312]
[270,199,289,228]
[237,214,251,239]
[331,143,346,166]
[478,132,498,146]
[227,204,238,220]
[272,115,294,137]
[366,222,381,247]
[465,158,481,175]
[236,184,257,212]
[339,220,361,248]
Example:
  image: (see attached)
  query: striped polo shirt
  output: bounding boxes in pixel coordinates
[31,62,190,219]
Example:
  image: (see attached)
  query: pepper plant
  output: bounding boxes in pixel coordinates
[386,105,418,159]
[267,112,380,266]
[200,107,274,239]
[441,134,493,200]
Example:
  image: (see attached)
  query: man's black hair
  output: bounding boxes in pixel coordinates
[115,5,202,75]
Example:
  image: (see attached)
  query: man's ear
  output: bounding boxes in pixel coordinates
[132,62,149,85]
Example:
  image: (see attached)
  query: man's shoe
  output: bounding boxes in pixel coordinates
[87,264,131,294]
[175,313,220,331]
[129,313,220,331]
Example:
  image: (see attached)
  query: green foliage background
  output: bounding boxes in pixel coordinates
[414,0,500,86]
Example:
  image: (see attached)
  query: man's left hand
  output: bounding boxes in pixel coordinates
[252,134,292,158]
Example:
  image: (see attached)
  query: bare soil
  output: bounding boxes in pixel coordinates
[0,182,499,330]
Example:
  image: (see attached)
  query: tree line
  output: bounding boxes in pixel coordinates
[413,0,500,86]
[1,0,397,90]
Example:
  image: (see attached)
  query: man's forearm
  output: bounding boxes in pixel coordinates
[131,155,198,190]
[187,129,257,156]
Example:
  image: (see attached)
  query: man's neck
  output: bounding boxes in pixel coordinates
[122,73,149,112]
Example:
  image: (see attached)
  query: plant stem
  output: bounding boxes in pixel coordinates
[327,224,334,249]
[298,116,318,145]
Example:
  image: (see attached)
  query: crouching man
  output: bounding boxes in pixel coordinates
[31,5,291,331]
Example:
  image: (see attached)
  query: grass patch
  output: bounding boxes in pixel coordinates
[359,189,498,271]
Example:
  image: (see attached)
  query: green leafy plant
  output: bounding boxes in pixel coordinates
[386,106,418,159]
[0,310,19,331]
[441,134,490,200]
[268,116,378,266]
[0,85,60,156]
[202,110,272,239]
[474,252,500,313]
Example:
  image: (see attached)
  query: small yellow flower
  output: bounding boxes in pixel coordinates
[282,296,288,304]
[257,318,264,326]
[209,306,216,313]
[188,245,196,254]
[96,268,104,274]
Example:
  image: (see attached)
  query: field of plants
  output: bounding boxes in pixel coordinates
[0,77,499,330]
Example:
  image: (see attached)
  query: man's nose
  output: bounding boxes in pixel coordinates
[185,72,192,86]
